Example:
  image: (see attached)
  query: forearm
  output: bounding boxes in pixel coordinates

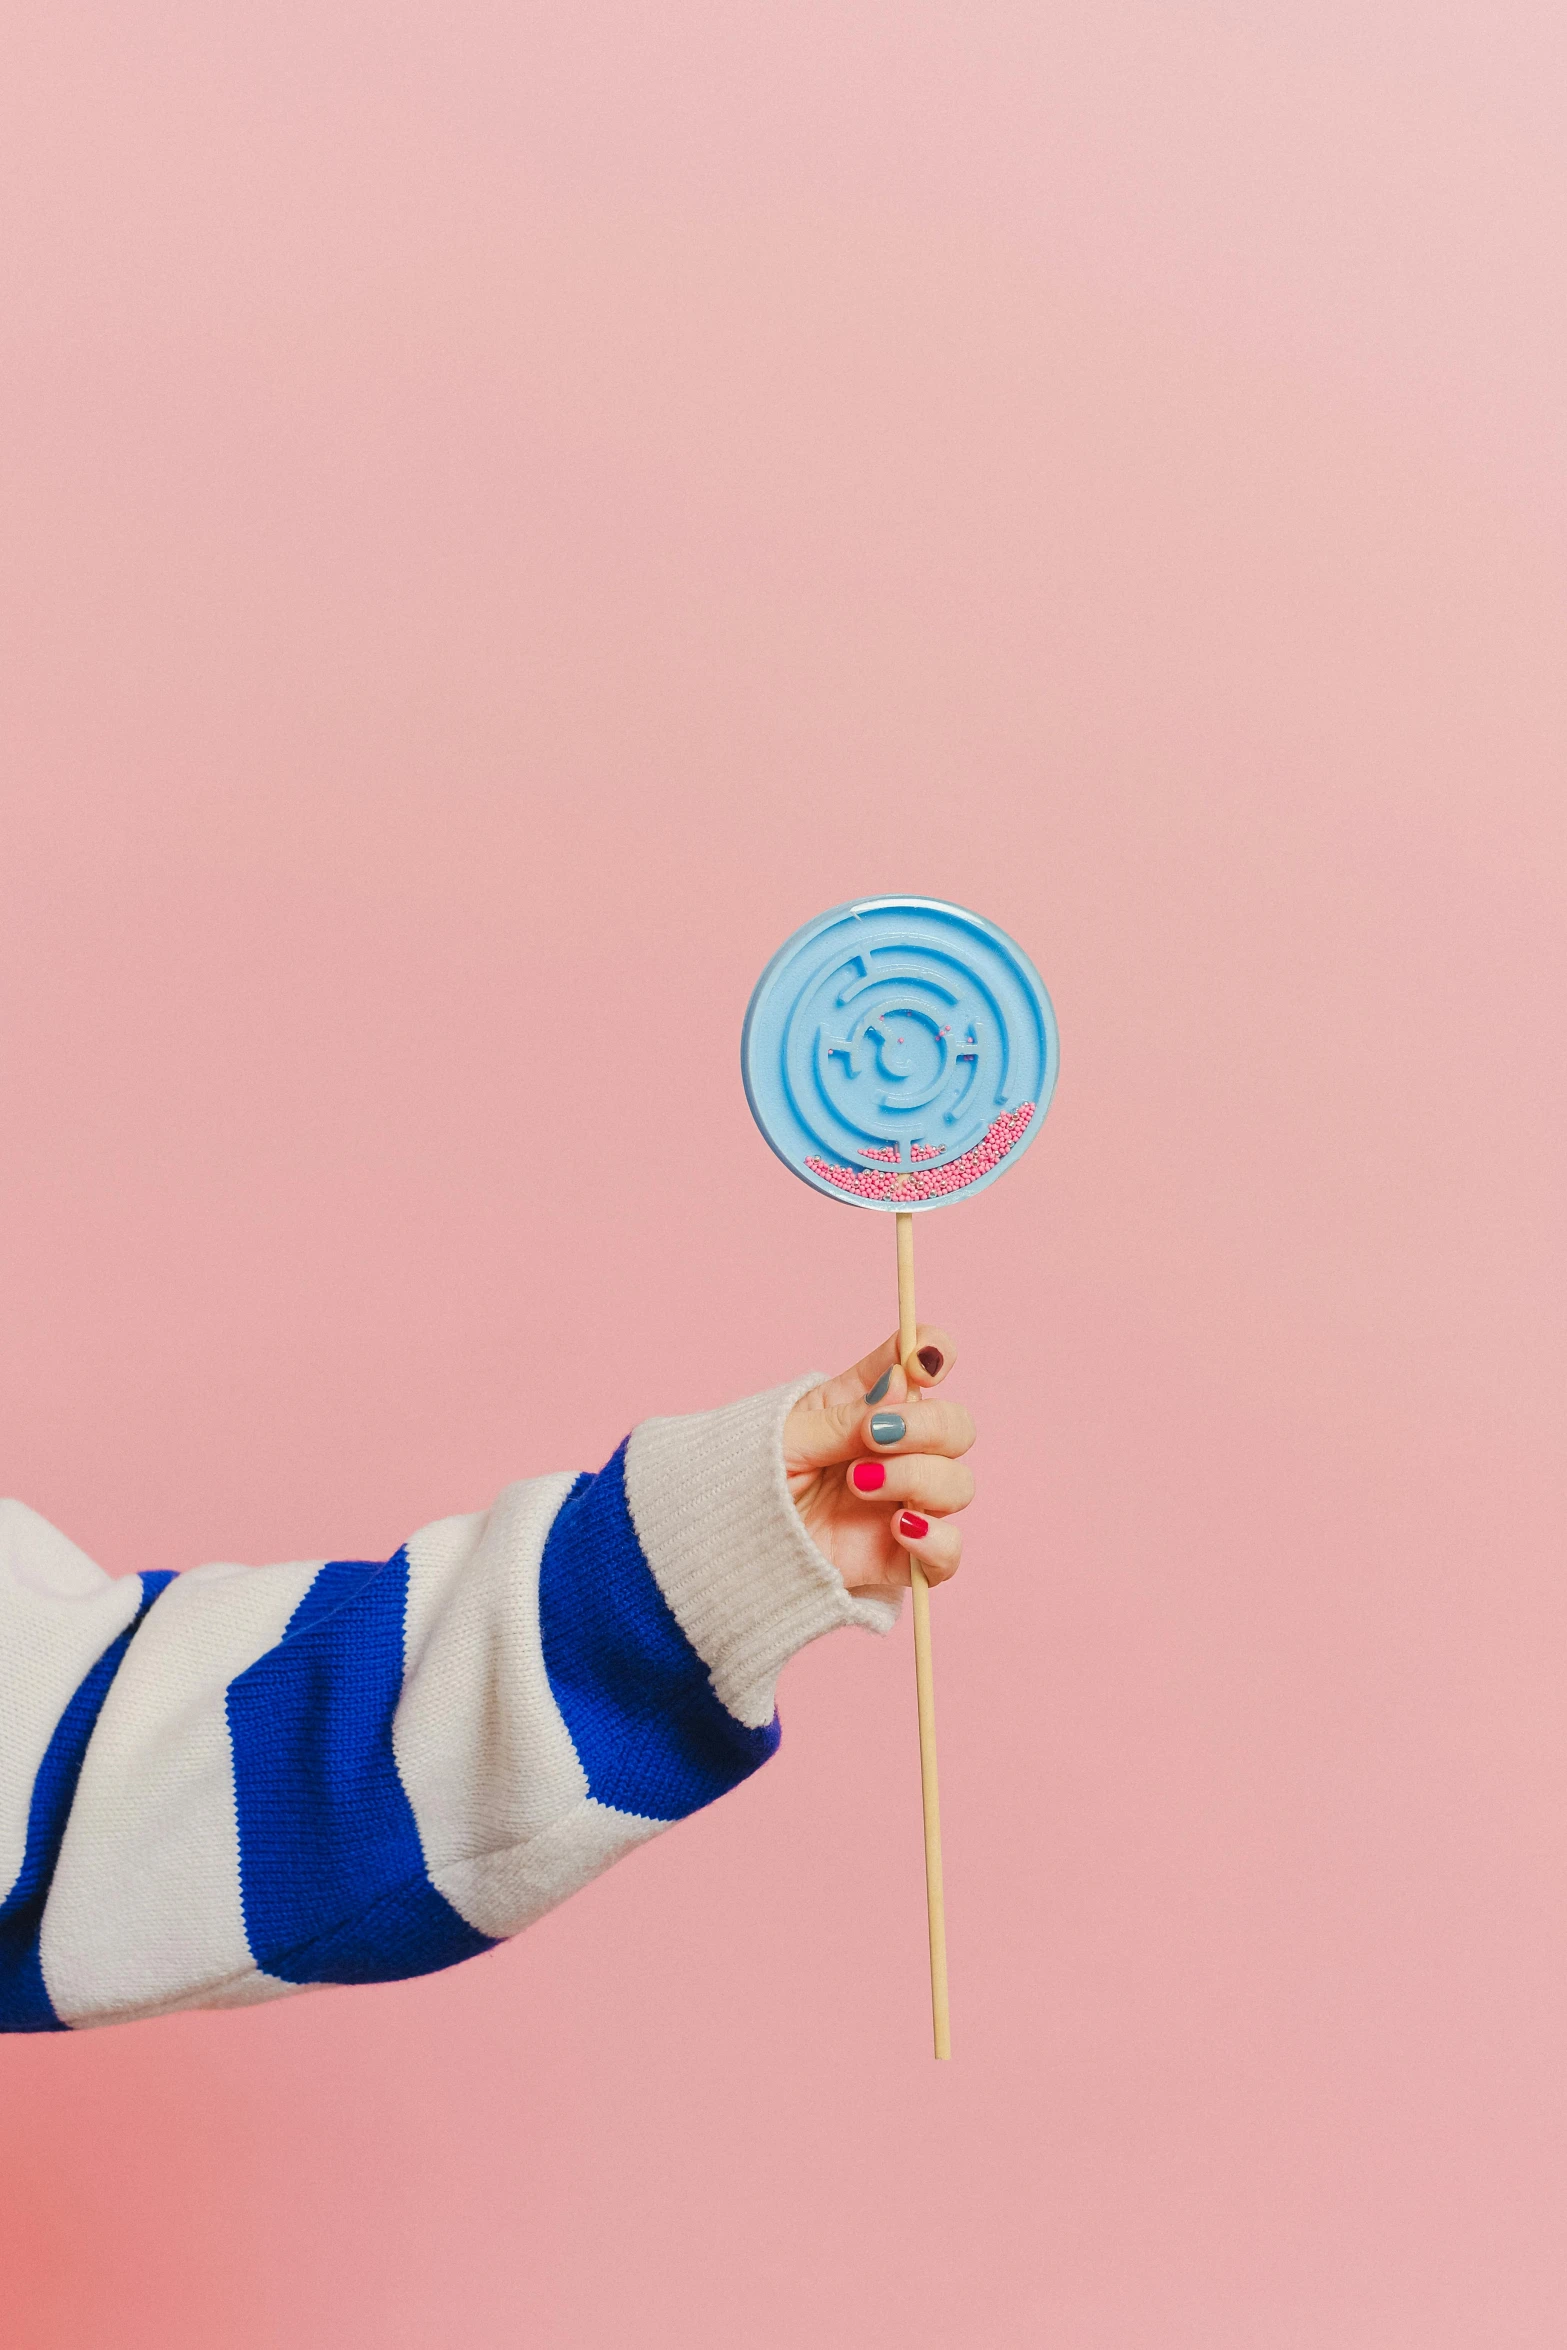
[0,1377,893,2033]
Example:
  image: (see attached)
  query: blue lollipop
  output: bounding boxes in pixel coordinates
[742,896,1058,1212]
[742,897,1059,2061]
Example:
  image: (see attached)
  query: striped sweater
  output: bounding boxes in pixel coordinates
[0,1375,894,2032]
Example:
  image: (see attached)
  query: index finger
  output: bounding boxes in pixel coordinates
[860,1395,975,1461]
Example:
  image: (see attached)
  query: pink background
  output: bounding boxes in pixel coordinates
[3,3,1565,2343]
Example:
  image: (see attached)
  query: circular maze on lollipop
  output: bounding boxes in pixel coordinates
[741,896,1059,1214]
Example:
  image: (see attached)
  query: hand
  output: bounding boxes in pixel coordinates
[782,1328,974,1603]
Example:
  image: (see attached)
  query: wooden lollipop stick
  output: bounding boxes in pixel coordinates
[896,1209,952,2061]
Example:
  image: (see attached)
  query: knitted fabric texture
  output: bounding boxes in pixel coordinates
[0,1378,890,2032]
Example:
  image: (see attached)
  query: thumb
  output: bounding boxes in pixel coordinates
[783,1361,913,1472]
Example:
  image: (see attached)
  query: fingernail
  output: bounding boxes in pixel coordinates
[851,1461,886,1492]
[869,1412,906,1446]
[863,1368,893,1404]
[917,1346,944,1378]
[899,1512,929,1540]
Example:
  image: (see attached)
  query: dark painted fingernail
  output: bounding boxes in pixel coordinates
[899,1512,929,1540]
[869,1412,906,1446]
[917,1346,944,1377]
[851,1461,886,1492]
[863,1368,893,1404]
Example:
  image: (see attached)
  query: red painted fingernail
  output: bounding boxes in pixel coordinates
[917,1346,944,1377]
[898,1511,929,1539]
[851,1461,886,1492]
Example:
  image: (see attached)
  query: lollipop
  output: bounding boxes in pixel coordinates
[743,896,1059,2058]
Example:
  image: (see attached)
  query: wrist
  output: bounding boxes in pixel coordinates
[623,1375,898,1729]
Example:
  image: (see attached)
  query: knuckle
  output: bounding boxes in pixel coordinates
[929,1403,973,1454]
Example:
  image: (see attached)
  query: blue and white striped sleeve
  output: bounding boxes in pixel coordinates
[0,1376,896,2032]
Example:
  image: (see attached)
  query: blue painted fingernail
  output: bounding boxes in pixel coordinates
[869,1412,906,1446]
[863,1368,893,1404]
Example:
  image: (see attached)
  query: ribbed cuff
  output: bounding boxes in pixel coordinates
[622,1374,899,1730]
